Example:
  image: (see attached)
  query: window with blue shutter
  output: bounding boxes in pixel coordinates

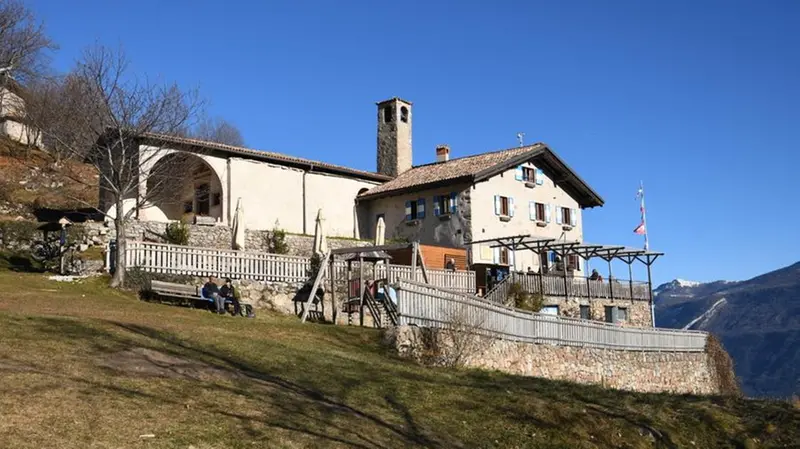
[544,204,551,223]
[494,195,501,215]
[514,165,523,181]
[570,208,577,227]
[529,201,535,220]
[416,198,425,219]
[535,168,544,185]
[405,201,413,221]
[555,205,562,224]
[508,197,515,217]
[492,247,500,264]
[449,192,457,214]
[433,195,441,216]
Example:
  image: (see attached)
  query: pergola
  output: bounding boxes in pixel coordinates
[469,234,663,324]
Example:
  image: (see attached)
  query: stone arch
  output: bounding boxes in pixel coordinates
[141,150,226,224]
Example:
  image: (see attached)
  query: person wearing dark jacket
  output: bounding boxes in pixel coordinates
[220,278,242,316]
[202,276,225,314]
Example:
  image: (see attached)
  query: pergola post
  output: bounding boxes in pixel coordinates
[646,262,654,325]
[359,254,365,327]
[562,252,569,300]
[627,259,634,301]
[607,258,614,300]
[330,254,336,325]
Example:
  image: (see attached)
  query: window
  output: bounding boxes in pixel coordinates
[580,305,590,320]
[605,306,628,324]
[567,254,580,271]
[434,193,456,216]
[499,247,509,265]
[405,198,425,221]
[494,195,513,217]
[561,207,571,225]
[535,202,545,221]
[383,106,393,123]
[541,305,559,316]
[400,106,409,123]
[522,167,536,182]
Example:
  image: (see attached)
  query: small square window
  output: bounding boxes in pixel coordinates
[522,167,536,182]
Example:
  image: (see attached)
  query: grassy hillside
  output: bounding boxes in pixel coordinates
[0,268,797,448]
[0,137,97,219]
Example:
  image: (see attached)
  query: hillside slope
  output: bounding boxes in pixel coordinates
[655,262,800,398]
[0,268,797,448]
[0,137,97,219]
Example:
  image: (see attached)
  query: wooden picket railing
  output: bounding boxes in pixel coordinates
[125,241,476,292]
[484,272,651,303]
[394,280,707,352]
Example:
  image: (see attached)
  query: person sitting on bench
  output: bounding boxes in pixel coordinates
[220,278,242,316]
[202,276,225,315]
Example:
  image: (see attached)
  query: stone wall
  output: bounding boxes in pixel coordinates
[384,325,721,395]
[85,220,371,257]
[547,297,652,327]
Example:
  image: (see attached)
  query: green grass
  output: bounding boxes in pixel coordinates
[0,270,797,448]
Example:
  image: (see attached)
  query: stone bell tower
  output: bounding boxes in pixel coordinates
[376,97,412,177]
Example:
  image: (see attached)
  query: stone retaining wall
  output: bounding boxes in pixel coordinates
[384,325,720,395]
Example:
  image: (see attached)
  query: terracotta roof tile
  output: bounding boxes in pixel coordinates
[359,144,544,198]
[141,133,391,183]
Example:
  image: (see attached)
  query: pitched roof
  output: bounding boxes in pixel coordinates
[139,133,392,183]
[357,143,604,208]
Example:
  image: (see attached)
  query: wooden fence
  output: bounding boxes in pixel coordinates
[485,272,650,304]
[125,241,476,292]
[394,279,707,352]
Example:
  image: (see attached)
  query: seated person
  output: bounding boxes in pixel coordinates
[202,276,225,314]
[589,269,603,281]
[445,258,456,271]
[219,278,242,316]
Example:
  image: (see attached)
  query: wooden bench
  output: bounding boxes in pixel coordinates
[148,280,254,317]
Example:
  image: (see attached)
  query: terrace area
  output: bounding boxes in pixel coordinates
[471,235,662,306]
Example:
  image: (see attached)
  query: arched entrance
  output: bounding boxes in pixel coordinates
[144,152,224,223]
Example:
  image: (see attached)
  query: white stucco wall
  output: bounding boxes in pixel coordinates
[470,161,585,272]
[304,171,379,238]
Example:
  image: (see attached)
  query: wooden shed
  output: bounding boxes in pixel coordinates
[384,244,468,271]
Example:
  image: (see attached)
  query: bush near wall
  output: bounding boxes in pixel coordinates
[705,334,741,397]
[0,220,39,248]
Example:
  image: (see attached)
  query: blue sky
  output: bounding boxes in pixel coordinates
[29,0,800,285]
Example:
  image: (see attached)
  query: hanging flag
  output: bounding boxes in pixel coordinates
[633,222,646,235]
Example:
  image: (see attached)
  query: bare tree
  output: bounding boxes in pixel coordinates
[29,45,201,287]
[0,0,55,84]
[424,302,498,368]
[192,115,244,146]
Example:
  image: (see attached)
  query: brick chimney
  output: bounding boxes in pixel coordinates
[436,144,450,163]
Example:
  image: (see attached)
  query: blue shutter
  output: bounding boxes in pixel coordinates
[494,195,501,215]
[550,251,556,262]
[405,201,412,221]
[544,204,551,223]
[529,201,535,220]
[417,198,425,219]
[492,247,499,264]
[514,165,523,181]
[535,168,544,185]
[508,197,515,217]
[433,196,441,216]
[450,192,457,214]
[508,249,515,268]
[570,208,577,226]
[555,205,562,224]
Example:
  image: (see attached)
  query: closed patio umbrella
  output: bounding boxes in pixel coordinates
[314,209,327,254]
[375,216,386,246]
[232,198,246,250]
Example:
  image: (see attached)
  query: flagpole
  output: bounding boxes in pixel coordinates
[640,181,649,251]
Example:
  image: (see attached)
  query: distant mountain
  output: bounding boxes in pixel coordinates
[655,262,800,398]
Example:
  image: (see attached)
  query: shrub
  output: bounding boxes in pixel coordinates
[705,334,741,397]
[263,221,289,254]
[507,282,544,312]
[0,220,39,247]
[165,222,190,246]
[308,252,323,279]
